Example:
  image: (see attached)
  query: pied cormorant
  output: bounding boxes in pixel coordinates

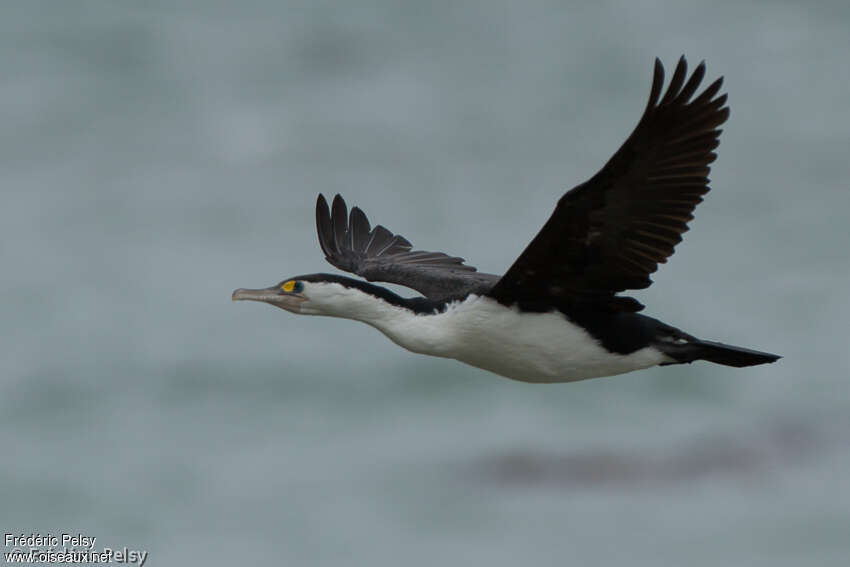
[233,57,780,383]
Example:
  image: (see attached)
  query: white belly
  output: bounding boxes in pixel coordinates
[372,295,669,383]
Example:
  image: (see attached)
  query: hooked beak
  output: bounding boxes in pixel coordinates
[232,286,305,313]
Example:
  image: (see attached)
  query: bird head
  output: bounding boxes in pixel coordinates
[232,277,311,314]
[232,273,404,318]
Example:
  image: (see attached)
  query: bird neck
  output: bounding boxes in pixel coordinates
[301,279,439,324]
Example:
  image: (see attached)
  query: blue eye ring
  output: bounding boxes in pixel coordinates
[292,281,304,293]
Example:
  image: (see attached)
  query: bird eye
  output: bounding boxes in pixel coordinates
[281,280,303,293]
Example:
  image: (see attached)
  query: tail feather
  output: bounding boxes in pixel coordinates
[664,339,781,368]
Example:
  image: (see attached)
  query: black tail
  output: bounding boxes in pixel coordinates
[663,339,781,368]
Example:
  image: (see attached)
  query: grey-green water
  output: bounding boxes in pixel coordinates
[2,1,849,565]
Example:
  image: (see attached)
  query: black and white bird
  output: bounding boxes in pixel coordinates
[233,57,780,383]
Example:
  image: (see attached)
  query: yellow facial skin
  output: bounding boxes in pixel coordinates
[281,280,296,292]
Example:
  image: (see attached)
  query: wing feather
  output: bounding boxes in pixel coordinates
[488,56,729,311]
[315,194,499,299]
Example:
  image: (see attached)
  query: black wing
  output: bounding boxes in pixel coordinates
[316,194,499,300]
[489,56,729,312]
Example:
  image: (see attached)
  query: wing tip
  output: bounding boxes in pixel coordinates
[648,58,666,108]
[316,192,335,257]
[650,56,729,112]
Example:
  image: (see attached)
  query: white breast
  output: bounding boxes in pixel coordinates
[370,295,669,383]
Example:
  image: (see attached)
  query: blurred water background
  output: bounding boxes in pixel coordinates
[2,1,849,565]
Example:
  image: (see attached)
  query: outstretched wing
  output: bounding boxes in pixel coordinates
[316,194,499,299]
[489,56,729,312]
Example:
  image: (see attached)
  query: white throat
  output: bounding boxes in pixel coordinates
[298,282,419,323]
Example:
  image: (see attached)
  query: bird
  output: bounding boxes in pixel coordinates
[233,57,780,383]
